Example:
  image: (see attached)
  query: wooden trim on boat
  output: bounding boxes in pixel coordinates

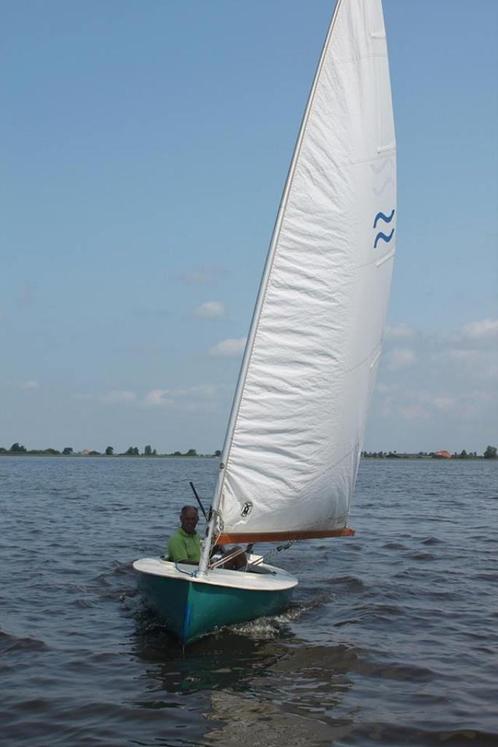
[217,527,355,544]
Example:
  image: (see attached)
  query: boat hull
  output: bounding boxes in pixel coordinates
[134,557,297,644]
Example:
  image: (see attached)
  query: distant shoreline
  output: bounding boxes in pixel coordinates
[361,455,491,461]
[0,444,220,459]
[0,452,216,458]
[1,452,496,461]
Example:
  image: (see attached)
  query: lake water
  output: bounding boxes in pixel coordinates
[1,456,497,746]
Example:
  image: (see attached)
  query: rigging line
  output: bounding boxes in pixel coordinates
[174,563,196,578]
[209,545,247,570]
[248,541,294,568]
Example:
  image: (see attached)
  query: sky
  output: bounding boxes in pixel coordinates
[1,0,497,455]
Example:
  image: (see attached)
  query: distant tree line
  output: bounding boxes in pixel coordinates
[361,446,497,460]
[0,442,223,458]
[2,441,495,460]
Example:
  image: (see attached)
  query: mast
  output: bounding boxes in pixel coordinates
[198,1,345,575]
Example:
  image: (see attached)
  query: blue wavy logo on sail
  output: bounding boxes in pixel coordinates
[373,209,395,248]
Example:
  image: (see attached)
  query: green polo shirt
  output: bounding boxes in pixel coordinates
[167,527,201,563]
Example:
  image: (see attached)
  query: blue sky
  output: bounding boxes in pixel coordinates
[1,0,497,454]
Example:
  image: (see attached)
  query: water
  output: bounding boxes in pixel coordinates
[1,456,497,746]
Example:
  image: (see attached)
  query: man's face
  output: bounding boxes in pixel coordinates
[181,508,199,535]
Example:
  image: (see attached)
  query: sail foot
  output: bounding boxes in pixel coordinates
[217,527,355,544]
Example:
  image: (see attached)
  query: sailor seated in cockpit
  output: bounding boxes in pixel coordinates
[167,505,246,570]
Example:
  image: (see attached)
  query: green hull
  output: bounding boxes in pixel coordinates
[138,571,294,644]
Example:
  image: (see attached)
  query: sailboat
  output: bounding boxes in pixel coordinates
[134,0,396,644]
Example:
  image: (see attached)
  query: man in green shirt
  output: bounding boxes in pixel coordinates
[167,505,201,564]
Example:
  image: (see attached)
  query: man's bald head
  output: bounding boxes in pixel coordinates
[180,505,199,535]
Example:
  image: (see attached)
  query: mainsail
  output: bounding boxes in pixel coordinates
[213,0,396,544]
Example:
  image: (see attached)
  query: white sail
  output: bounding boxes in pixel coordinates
[215,0,396,543]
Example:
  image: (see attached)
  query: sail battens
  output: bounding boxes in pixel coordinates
[370,348,383,370]
[376,249,396,267]
[343,341,386,376]
[217,528,355,544]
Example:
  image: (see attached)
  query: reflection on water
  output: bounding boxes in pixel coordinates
[205,688,352,747]
[132,607,293,695]
[133,605,357,745]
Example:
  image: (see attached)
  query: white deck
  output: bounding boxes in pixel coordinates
[133,556,298,592]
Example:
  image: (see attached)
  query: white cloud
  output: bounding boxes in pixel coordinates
[431,396,456,412]
[369,320,498,450]
[100,390,136,404]
[181,270,211,285]
[194,301,225,319]
[399,403,431,420]
[17,283,36,308]
[446,348,479,362]
[385,323,415,340]
[20,380,39,390]
[461,318,498,341]
[180,265,226,286]
[385,347,416,371]
[375,382,391,394]
[144,385,217,411]
[209,337,246,357]
[442,345,498,381]
[144,389,175,407]
[74,385,219,411]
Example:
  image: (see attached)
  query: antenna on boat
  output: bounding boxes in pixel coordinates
[189,481,207,521]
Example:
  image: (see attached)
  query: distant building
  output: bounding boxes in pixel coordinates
[433,450,452,459]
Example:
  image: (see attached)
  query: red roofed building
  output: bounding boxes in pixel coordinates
[433,450,452,459]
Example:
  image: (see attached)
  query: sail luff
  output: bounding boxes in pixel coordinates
[204,1,345,546]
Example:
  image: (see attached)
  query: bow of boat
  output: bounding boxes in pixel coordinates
[133,556,298,644]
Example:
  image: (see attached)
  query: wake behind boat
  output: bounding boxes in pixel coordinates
[134,0,396,644]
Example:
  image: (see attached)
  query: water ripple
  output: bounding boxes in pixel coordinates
[0,456,497,745]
